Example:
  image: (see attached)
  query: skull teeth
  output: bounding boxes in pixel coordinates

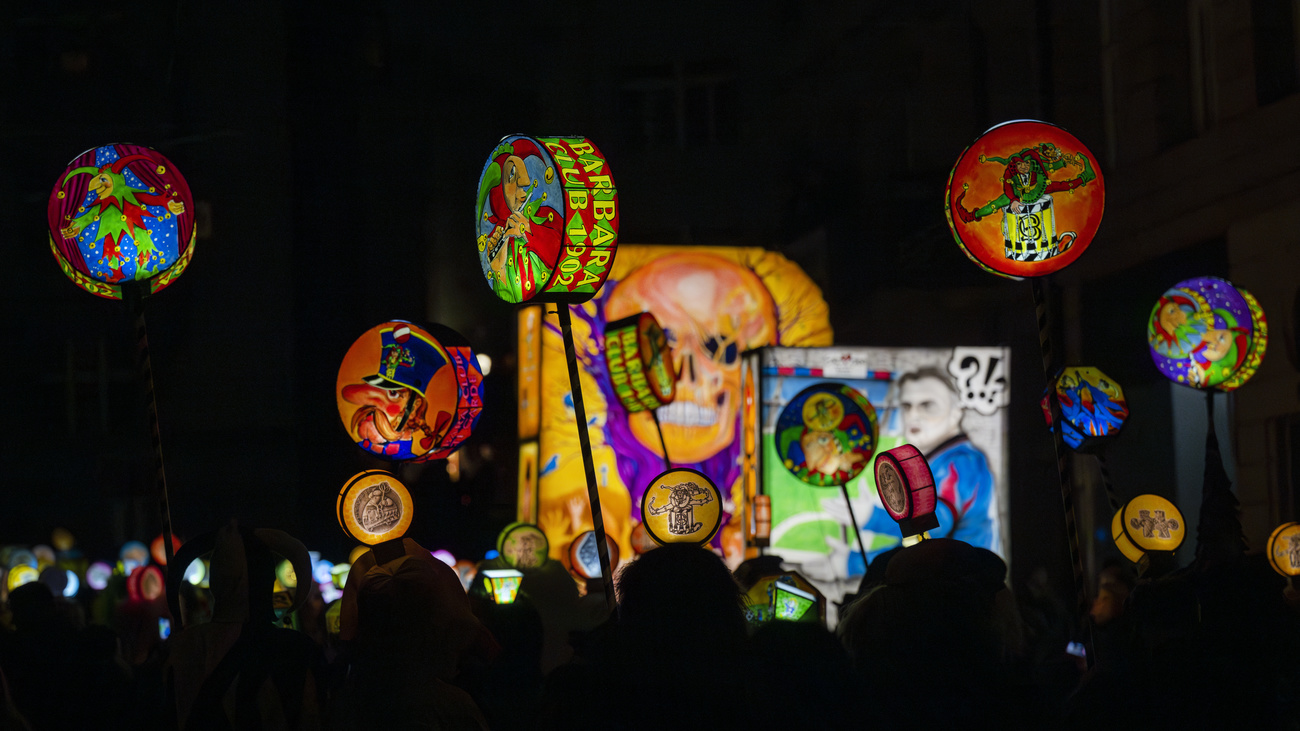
[655,401,718,428]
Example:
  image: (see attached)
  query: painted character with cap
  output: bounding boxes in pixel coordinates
[59,154,186,282]
[476,139,565,302]
[342,325,455,459]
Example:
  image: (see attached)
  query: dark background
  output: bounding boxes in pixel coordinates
[3,0,1298,616]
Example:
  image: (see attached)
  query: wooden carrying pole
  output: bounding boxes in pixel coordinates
[125,283,177,569]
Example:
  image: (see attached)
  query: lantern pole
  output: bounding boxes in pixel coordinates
[124,282,177,569]
[837,483,871,567]
[1031,277,1092,668]
[556,305,617,608]
[649,409,673,472]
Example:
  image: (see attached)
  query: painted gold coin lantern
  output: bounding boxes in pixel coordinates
[873,444,940,538]
[1111,494,1185,565]
[47,144,196,299]
[640,468,723,547]
[336,471,414,546]
[1147,276,1267,391]
[945,120,1104,279]
[476,135,618,304]
[568,530,620,580]
[336,321,484,462]
[603,312,677,413]
[1266,522,1300,579]
[1040,366,1129,451]
[775,384,878,487]
[497,523,550,570]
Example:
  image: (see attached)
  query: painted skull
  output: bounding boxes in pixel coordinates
[605,253,777,463]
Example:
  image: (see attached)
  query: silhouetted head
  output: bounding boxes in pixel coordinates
[615,544,745,651]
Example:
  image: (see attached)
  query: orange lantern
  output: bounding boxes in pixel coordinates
[336,471,414,546]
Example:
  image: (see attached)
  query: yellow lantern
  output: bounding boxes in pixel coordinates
[1266,522,1300,578]
[640,468,724,547]
[336,471,413,546]
[1111,494,1185,564]
[7,565,38,591]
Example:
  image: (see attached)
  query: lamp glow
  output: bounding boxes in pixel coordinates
[86,562,113,591]
[62,570,79,598]
[1148,277,1266,390]
[7,565,37,591]
[1112,494,1185,564]
[483,569,524,605]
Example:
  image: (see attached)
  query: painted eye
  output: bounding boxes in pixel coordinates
[723,342,738,364]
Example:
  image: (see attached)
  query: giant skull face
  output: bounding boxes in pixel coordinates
[605,253,776,463]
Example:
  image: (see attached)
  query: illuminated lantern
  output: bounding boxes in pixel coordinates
[127,564,165,601]
[336,321,484,462]
[873,444,940,538]
[945,120,1104,279]
[51,528,76,552]
[47,144,195,300]
[482,569,524,605]
[775,383,878,488]
[32,545,55,570]
[603,312,677,413]
[568,530,620,580]
[476,135,618,304]
[1040,366,1129,451]
[312,559,335,586]
[1111,494,1185,565]
[6,550,36,571]
[276,559,298,589]
[183,558,206,587]
[1266,522,1300,579]
[640,468,724,547]
[1147,276,1266,390]
[348,546,368,565]
[120,541,149,574]
[336,471,413,546]
[431,550,456,568]
[7,565,38,591]
[62,570,80,598]
[454,560,477,591]
[629,521,658,554]
[497,523,550,570]
[86,562,113,591]
[331,563,351,590]
[151,533,182,565]
[771,581,818,622]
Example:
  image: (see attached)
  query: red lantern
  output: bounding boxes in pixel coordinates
[873,444,940,538]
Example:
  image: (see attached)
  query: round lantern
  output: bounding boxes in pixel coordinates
[47,144,195,300]
[873,444,940,537]
[183,558,207,587]
[1040,366,1129,451]
[151,533,182,566]
[336,471,414,546]
[775,383,878,487]
[331,563,351,590]
[1147,276,1266,390]
[127,564,165,601]
[336,320,484,462]
[475,134,618,304]
[51,528,76,552]
[62,570,80,598]
[86,562,114,591]
[603,312,677,413]
[1111,494,1186,564]
[1266,522,1300,578]
[640,468,723,547]
[6,550,36,571]
[119,541,149,574]
[497,523,549,570]
[32,545,55,569]
[945,120,1104,279]
[569,530,620,580]
[7,565,38,591]
[629,521,657,554]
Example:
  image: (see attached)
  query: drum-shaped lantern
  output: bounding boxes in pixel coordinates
[873,444,940,537]
[1147,276,1266,390]
[945,120,1104,279]
[640,468,723,547]
[603,312,676,413]
[476,135,618,304]
[1040,366,1129,451]
[1111,494,1185,564]
[47,144,195,299]
[336,471,414,546]
[1266,522,1300,578]
[775,383,878,487]
[336,321,484,462]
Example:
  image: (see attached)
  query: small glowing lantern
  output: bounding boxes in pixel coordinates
[1040,366,1128,451]
[454,560,477,591]
[6,550,36,571]
[336,321,484,462]
[1147,276,1267,390]
[483,569,524,605]
[32,545,55,570]
[945,120,1103,279]
[86,562,113,591]
[47,144,195,300]
[62,570,80,598]
[1111,494,1185,565]
[348,546,368,565]
[336,471,413,545]
[127,564,165,602]
[569,530,620,580]
[312,559,335,586]
[629,521,658,554]
[151,533,182,566]
[640,468,724,547]
[873,444,940,538]
[775,383,878,487]
[331,563,351,590]
[476,135,618,304]
[497,523,550,570]
[183,558,206,586]
[276,559,298,589]
[1266,522,1300,579]
[771,581,817,622]
[7,565,38,591]
[51,528,76,552]
[120,541,149,574]
[603,312,676,413]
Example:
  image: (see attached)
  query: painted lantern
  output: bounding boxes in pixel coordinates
[945,120,1104,279]
[336,321,484,462]
[1266,522,1300,578]
[640,468,723,547]
[497,523,550,570]
[1040,366,1129,451]
[603,312,677,413]
[1111,494,1185,564]
[476,135,618,304]
[873,444,940,537]
[47,144,195,299]
[1147,276,1267,390]
[775,383,878,487]
[336,471,413,546]
[568,530,621,580]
